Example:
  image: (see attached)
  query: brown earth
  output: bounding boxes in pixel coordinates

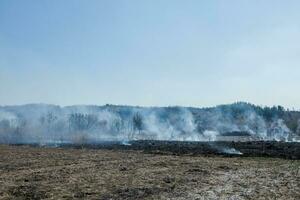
[0,145,299,200]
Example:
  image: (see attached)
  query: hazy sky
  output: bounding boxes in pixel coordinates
[1,0,300,108]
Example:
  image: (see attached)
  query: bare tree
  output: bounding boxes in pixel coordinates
[131,112,143,139]
[68,113,98,132]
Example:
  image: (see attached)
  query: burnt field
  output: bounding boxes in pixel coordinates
[127,140,300,159]
[0,142,300,199]
[38,140,300,160]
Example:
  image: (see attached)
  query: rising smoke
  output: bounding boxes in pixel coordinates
[0,103,299,144]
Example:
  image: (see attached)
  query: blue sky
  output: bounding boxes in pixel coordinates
[1,0,300,108]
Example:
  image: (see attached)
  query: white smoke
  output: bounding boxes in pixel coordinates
[267,119,291,141]
[0,111,17,121]
[0,104,299,144]
[202,130,220,141]
[222,147,243,155]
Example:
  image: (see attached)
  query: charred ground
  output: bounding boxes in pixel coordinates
[37,140,300,160]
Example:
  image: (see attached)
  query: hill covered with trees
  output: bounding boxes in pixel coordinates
[0,102,299,144]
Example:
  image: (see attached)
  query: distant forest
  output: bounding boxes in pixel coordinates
[0,102,300,144]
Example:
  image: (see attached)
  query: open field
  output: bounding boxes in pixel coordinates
[0,145,299,200]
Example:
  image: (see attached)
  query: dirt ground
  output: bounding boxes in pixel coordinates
[0,145,299,200]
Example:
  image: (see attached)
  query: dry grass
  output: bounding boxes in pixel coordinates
[0,145,299,200]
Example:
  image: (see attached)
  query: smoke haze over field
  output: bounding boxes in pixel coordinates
[0,103,299,144]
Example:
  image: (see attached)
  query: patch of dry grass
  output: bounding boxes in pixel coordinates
[0,145,299,200]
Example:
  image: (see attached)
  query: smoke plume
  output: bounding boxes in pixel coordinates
[0,103,299,144]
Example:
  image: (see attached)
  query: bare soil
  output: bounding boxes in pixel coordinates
[0,145,299,200]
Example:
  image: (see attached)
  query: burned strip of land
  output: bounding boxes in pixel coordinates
[39,140,300,160]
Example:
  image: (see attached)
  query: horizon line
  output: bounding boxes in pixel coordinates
[0,102,299,111]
